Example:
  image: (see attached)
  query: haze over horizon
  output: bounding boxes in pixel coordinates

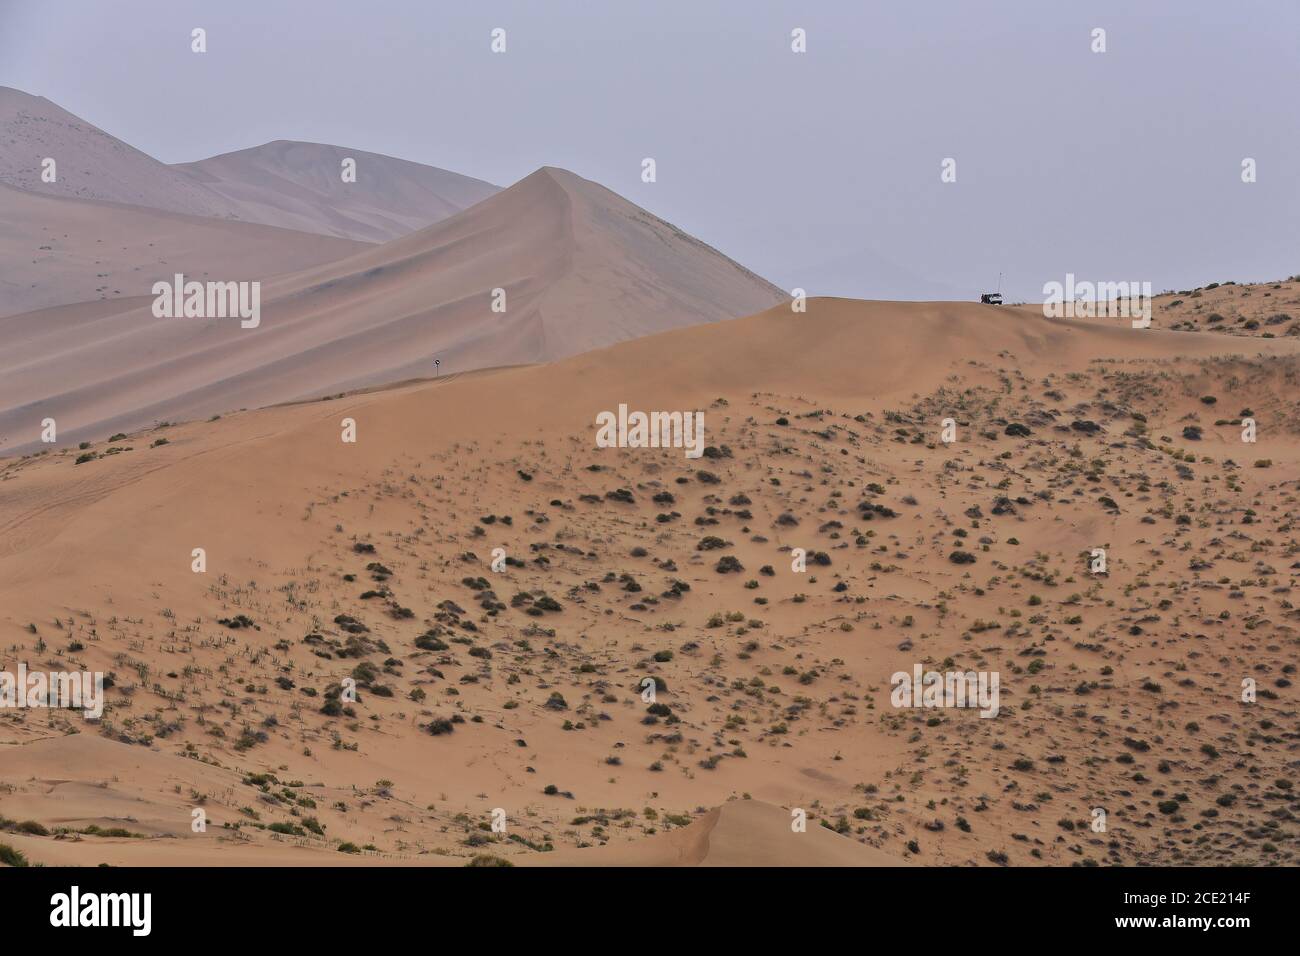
[1,0,1295,301]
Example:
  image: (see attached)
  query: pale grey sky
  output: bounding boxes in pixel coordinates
[2,0,1296,299]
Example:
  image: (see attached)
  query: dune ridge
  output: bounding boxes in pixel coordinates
[2,295,1295,867]
[0,166,788,456]
[0,183,369,317]
[174,140,500,242]
[0,87,498,241]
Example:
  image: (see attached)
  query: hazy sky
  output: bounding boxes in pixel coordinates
[2,0,1296,300]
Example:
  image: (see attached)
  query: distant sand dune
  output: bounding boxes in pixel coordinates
[0,87,241,218]
[0,167,788,455]
[0,87,497,241]
[0,183,367,317]
[174,140,500,242]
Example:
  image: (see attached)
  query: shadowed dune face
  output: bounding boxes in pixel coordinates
[0,166,788,456]
[1,297,1296,867]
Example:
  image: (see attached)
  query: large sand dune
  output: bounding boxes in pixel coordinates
[0,87,241,219]
[175,140,500,242]
[2,296,1295,867]
[0,88,497,241]
[0,184,367,317]
[0,166,788,455]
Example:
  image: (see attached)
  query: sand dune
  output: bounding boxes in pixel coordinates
[175,140,500,242]
[0,184,367,317]
[5,297,1290,563]
[2,295,1295,867]
[0,87,239,218]
[0,166,788,455]
[1,88,498,243]
[0,732,890,866]
[529,799,901,867]
[1153,276,1300,336]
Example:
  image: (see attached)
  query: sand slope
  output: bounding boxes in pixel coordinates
[0,88,498,243]
[0,732,891,866]
[2,295,1296,867]
[0,184,367,317]
[0,166,788,455]
[175,140,500,242]
[534,799,902,867]
[0,87,239,218]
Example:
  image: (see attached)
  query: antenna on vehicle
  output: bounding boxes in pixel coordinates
[980,274,1005,306]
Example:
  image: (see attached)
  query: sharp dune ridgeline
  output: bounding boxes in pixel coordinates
[0,87,498,240]
[0,87,499,319]
[174,140,501,242]
[0,86,243,219]
[2,293,1297,866]
[0,160,789,456]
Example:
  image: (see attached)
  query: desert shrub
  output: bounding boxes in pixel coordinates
[0,844,28,867]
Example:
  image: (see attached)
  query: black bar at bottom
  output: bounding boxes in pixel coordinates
[0,865,1282,942]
